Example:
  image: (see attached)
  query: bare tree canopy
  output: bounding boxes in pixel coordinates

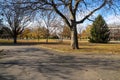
[38,11,63,42]
[0,0,33,43]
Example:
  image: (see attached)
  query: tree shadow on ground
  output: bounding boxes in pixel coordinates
[0,74,16,80]
[0,47,120,80]
[37,55,120,79]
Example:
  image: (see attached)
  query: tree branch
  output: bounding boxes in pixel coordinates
[74,0,82,15]
[76,0,107,24]
[69,0,74,18]
[51,0,71,28]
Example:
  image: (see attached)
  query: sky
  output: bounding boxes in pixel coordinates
[105,15,120,24]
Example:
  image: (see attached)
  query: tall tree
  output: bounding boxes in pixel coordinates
[1,0,32,44]
[37,11,60,43]
[89,15,110,43]
[20,28,31,39]
[0,19,2,26]
[61,26,71,39]
[34,27,48,39]
[0,19,3,36]
[79,25,92,40]
[27,0,119,49]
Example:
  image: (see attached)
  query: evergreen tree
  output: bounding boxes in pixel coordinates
[89,15,110,43]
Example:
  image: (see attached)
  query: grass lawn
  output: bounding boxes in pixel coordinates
[0,39,120,54]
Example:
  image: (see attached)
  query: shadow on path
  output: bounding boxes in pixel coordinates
[0,47,120,80]
[0,75,16,80]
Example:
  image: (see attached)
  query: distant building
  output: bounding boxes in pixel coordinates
[109,26,120,40]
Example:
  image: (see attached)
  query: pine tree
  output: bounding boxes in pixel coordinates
[89,15,110,43]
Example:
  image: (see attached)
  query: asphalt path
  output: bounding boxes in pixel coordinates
[0,45,120,80]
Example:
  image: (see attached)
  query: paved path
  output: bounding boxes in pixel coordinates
[0,45,120,80]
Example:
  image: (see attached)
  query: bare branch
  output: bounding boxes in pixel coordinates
[51,0,71,28]
[69,0,74,18]
[87,18,95,22]
[74,0,82,15]
[76,0,107,24]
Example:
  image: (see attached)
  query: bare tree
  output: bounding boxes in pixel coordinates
[1,0,32,44]
[36,11,62,43]
[28,0,120,49]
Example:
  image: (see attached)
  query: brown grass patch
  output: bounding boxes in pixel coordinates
[38,40,120,54]
[0,39,120,54]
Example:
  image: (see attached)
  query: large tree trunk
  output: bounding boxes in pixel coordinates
[46,33,49,43]
[71,25,79,49]
[46,37,48,43]
[13,35,17,44]
[46,29,49,43]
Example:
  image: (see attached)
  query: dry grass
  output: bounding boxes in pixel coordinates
[38,40,120,54]
[0,39,13,43]
[0,39,120,54]
[0,39,58,45]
